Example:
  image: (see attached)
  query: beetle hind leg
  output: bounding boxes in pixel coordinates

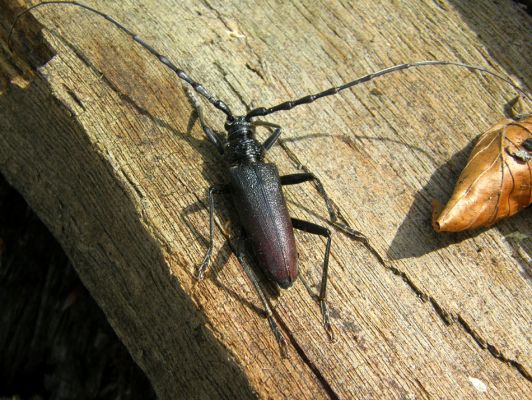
[281,173,367,242]
[291,218,335,342]
[234,243,289,358]
[196,184,228,280]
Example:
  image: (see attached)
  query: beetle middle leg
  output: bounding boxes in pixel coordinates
[291,218,335,341]
[281,173,367,242]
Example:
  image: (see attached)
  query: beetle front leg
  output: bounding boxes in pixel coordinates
[281,173,367,242]
[185,87,225,154]
[291,218,335,341]
[253,120,282,151]
[196,184,229,280]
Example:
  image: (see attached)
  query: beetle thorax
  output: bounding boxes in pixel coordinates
[224,117,264,165]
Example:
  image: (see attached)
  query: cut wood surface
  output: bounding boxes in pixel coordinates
[0,0,531,399]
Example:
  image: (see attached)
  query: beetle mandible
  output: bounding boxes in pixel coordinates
[9,1,527,356]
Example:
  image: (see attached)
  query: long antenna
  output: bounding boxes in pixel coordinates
[245,60,530,120]
[8,1,235,120]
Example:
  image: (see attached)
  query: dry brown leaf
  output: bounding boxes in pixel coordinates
[432,115,532,232]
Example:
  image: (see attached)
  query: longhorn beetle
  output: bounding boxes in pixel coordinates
[9,1,528,356]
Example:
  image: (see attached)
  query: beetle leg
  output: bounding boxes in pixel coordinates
[196,184,229,280]
[281,173,367,242]
[253,120,282,151]
[291,218,335,341]
[233,242,288,358]
[185,87,225,154]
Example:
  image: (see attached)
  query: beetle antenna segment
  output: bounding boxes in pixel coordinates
[245,60,530,119]
[8,1,235,120]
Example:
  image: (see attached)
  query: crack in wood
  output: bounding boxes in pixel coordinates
[273,309,341,400]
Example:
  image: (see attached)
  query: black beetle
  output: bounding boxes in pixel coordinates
[9,1,526,356]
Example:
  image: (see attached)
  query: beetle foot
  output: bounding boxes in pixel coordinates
[268,316,289,358]
[320,300,336,342]
[331,221,368,243]
[196,252,212,280]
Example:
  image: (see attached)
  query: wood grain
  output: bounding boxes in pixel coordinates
[0,0,530,398]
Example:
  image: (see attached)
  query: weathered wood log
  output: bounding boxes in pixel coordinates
[0,0,530,398]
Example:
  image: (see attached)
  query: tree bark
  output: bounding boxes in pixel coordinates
[0,0,530,398]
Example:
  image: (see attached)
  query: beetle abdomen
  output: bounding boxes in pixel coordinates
[228,163,297,288]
